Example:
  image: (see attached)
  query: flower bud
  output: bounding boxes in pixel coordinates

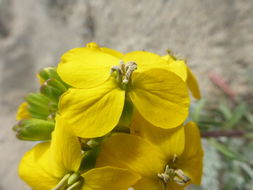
[13,119,54,141]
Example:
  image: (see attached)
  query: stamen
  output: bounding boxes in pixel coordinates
[123,62,137,84]
[66,181,83,190]
[157,164,191,186]
[52,172,83,190]
[158,165,170,183]
[52,173,71,190]
[172,154,178,163]
[68,172,80,186]
[119,60,125,73]
[110,60,137,87]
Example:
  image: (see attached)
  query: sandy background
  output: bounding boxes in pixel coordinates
[0,0,253,189]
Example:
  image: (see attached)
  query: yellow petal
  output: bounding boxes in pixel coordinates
[57,46,120,88]
[167,60,188,82]
[18,142,58,190]
[130,112,185,160]
[82,186,92,190]
[86,42,100,49]
[97,134,166,177]
[59,79,125,138]
[129,68,190,129]
[86,42,123,58]
[123,51,169,72]
[162,54,201,99]
[50,115,82,178]
[133,177,164,190]
[167,183,185,190]
[100,47,123,59]
[162,54,175,62]
[82,166,140,190]
[186,67,201,99]
[16,102,30,120]
[177,122,204,185]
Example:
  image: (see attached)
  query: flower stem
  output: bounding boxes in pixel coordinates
[201,130,246,138]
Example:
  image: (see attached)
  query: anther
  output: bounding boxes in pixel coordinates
[157,165,191,186]
[158,165,170,184]
[123,62,137,84]
[174,169,191,185]
[110,65,121,75]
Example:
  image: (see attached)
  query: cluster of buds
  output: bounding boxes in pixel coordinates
[14,42,203,190]
[13,68,69,140]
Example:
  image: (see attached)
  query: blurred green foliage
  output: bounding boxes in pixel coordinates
[190,85,253,190]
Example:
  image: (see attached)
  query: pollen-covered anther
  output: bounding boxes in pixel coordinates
[173,169,191,185]
[122,61,137,84]
[157,165,171,184]
[158,165,191,186]
[110,60,137,85]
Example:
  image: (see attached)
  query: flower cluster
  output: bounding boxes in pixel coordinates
[15,42,203,190]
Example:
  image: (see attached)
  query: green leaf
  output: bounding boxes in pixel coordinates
[217,103,232,120]
[245,112,253,125]
[198,120,223,126]
[191,98,206,123]
[225,103,247,128]
[237,161,253,179]
[208,139,245,162]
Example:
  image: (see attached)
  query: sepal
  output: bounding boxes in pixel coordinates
[13,118,54,141]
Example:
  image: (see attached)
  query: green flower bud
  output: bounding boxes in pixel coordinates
[46,78,68,93]
[25,93,57,120]
[40,83,62,102]
[13,119,54,141]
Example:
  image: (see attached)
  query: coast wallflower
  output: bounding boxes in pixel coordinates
[18,116,140,190]
[97,121,203,190]
[58,43,190,138]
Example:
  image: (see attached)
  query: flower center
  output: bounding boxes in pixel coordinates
[110,60,137,89]
[158,155,190,187]
[52,172,83,190]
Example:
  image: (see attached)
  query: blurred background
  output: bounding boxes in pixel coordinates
[0,0,253,189]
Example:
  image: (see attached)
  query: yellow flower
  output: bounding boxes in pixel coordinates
[18,115,140,190]
[57,42,190,138]
[16,102,31,120]
[97,116,203,190]
[162,54,201,99]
